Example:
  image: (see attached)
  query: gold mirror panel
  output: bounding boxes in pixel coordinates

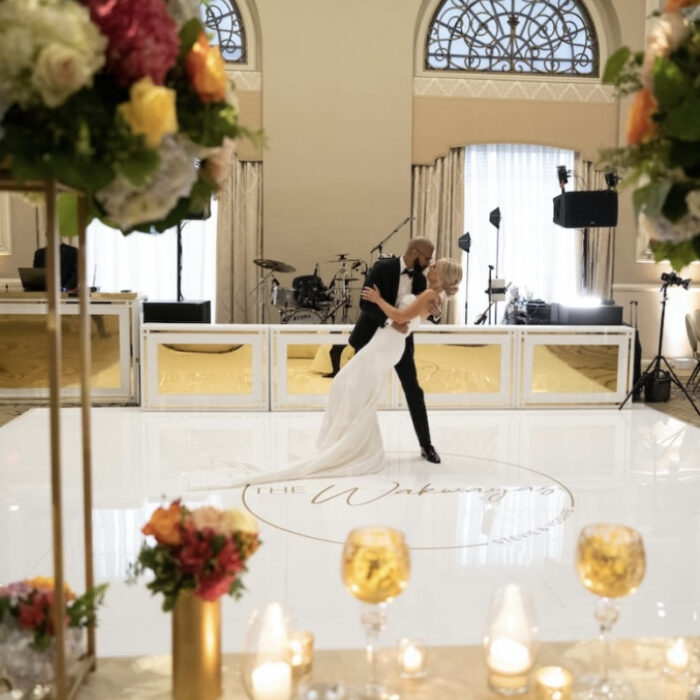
[156,343,254,395]
[286,343,354,395]
[0,313,121,389]
[531,344,619,393]
[414,343,501,393]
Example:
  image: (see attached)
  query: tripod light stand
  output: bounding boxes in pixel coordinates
[619,273,699,414]
[458,231,471,324]
[489,207,502,321]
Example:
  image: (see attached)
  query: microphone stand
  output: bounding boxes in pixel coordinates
[370,216,413,260]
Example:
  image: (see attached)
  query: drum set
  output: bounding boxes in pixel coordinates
[251,254,367,324]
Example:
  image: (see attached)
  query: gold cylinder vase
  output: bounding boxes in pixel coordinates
[172,591,222,700]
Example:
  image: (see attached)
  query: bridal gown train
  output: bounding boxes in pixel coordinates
[214,296,422,487]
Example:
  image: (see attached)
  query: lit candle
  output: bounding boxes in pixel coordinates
[487,637,532,675]
[251,661,292,700]
[534,666,573,700]
[397,638,427,678]
[287,630,314,679]
[665,638,690,674]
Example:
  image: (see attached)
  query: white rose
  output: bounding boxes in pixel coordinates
[639,210,700,244]
[686,190,700,219]
[203,138,236,185]
[32,43,91,107]
[641,13,690,88]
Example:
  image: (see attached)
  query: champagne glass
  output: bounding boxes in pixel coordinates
[575,524,646,700]
[341,527,410,700]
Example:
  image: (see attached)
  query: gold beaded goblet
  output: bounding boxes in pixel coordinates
[341,527,410,700]
[575,524,645,700]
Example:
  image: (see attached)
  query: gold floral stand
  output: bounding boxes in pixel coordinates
[0,172,96,700]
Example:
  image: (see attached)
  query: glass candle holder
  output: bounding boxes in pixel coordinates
[241,603,294,700]
[533,666,573,700]
[287,631,314,681]
[397,638,427,679]
[482,583,539,696]
[664,638,691,675]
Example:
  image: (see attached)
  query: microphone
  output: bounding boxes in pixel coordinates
[272,277,280,286]
[313,262,319,277]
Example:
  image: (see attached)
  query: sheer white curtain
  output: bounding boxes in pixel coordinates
[86,200,218,309]
[457,144,578,324]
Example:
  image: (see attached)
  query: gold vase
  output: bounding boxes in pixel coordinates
[172,591,222,700]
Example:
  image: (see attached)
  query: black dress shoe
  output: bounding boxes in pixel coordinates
[421,445,441,464]
[322,371,339,379]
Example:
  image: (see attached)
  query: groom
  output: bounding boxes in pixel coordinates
[348,237,441,464]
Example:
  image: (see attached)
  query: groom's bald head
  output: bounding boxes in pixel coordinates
[404,237,434,270]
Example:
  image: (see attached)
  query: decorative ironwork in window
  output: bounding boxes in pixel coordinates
[201,0,247,63]
[425,0,598,76]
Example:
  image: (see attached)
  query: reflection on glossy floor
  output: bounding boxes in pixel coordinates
[1,406,699,657]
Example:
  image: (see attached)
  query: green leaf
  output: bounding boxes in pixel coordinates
[179,18,205,58]
[57,193,80,238]
[653,57,692,109]
[650,238,700,271]
[633,179,672,218]
[664,98,700,141]
[603,46,631,84]
[661,183,690,221]
[118,149,160,187]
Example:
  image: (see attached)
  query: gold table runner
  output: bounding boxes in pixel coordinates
[77,638,696,699]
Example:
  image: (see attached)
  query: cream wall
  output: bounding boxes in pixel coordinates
[257,0,420,286]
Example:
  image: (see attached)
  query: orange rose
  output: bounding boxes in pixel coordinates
[25,577,76,601]
[185,33,228,103]
[626,88,658,146]
[663,0,699,11]
[142,501,183,546]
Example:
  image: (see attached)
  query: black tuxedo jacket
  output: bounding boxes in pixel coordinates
[33,243,79,291]
[348,256,426,351]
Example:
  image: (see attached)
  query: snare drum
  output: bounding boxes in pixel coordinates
[283,309,323,324]
[272,286,297,308]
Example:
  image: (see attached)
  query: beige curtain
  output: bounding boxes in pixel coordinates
[575,156,614,300]
[411,148,465,323]
[216,158,263,323]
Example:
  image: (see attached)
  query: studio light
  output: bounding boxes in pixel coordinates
[661,271,691,290]
[556,165,569,193]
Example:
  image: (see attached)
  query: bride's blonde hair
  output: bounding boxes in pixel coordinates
[435,258,463,296]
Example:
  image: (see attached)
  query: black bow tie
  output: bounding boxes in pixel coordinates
[401,268,415,277]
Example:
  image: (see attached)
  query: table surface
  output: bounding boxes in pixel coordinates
[76,638,697,700]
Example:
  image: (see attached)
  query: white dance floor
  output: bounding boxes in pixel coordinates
[1,406,699,657]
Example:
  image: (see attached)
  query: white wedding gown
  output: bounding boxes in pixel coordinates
[201,296,422,488]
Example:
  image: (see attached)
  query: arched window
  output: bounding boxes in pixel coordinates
[201,0,247,63]
[425,0,598,76]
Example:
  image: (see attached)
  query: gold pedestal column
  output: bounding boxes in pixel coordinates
[172,592,222,700]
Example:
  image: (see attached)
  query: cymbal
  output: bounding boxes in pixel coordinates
[326,254,362,263]
[253,258,296,273]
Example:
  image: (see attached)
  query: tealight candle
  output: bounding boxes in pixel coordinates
[397,638,427,678]
[664,638,690,674]
[288,630,314,679]
[534,666,573,700]
[251,661,292,700]
[487,637,533,675]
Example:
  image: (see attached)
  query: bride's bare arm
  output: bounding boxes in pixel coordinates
[360,286,436,323]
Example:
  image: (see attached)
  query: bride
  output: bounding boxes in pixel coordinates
[198,257,462,488]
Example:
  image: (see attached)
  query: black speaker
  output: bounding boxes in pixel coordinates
[143,300,211,323]
[553,190,618,228]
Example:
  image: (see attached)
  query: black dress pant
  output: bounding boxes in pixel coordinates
[350,333,431,449]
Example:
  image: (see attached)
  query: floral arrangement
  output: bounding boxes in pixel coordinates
[130,500,261,611]
[0,577,108,651]
[0,0,249,233]
[601,0,700,270]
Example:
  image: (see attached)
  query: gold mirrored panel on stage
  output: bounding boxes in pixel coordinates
[286,343,355,395]
[156,343,254,395]
[414,343,502,393]
[531,344,619,393]
[0,313,121,389]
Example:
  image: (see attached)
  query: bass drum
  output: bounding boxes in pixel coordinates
[284,309,324,324]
